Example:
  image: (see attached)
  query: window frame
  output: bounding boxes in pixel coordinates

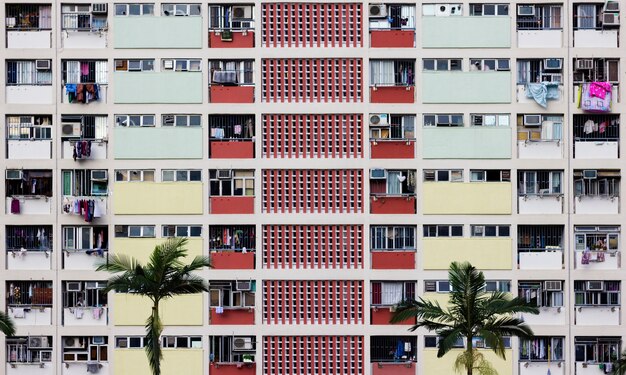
[115,169,155,182]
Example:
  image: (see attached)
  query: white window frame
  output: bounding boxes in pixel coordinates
[423,225,463,237]
[162,114,202,127]
[161,58,201,72]
[161,336,202,349]
[115,336,145,349]
[424,169,464,182]
[161,3,201,16]
[423,59,462,71]
[470,3,509,16]
[423,114,464,127]
[471,225,510,237]
[161,170,202,182]
[470,58,510,71]
[484,280,511,292]
[162,225,202,238]
[115,225,156,238]
[471,114,510,127]
[6,115,53,140]
[114,3,155,16]
[520,171,562,195]
[115,59,154,72]
[115,169,155,182]
[63,226,106,251]
[62,169,108,197]
[370,226,416,250]
[115,114,155,127]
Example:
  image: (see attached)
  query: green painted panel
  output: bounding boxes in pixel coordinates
[422,17,510,48]
[114,17,202,48]
[114,72,203,104]
[114,127,203,159]
[422,71,511,103]
[422,127,511,159]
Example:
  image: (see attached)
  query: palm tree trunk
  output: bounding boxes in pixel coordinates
[146,301,163,375]
[466,336,473,375]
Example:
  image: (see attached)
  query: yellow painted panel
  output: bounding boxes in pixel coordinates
[113,182,203,215]
[113,238,204,264]
[422,182,511,215]
[422,292,450,307]
[423,238,512,270]
[114,349,204,375]
[423,349,512,375]
[113,294,203,326]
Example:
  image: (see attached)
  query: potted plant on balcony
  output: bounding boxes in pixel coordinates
[242,354,254,363]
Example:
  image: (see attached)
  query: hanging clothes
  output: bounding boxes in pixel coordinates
[10,198,20,214]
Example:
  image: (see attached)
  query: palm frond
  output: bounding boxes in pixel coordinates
[144,306,163,375]
[482,316,535,340]
[611,351,626,375]
[435,327,464,358]
[0,311,16,336]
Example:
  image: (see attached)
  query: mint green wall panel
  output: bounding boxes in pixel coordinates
[422,72,511,103]
[114,72,203,104]
[114,127,203,159]
[114,17,202,48]
[422,127,511,159]
[422,17,510,48]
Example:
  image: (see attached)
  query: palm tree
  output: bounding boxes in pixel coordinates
[0,311,16,336]
[611,351,626,374]
[391,261,539,375]
[96,237,211,375]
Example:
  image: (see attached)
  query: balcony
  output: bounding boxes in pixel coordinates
[371,251,415,270]
[518,30,562,49]
[574,84,618,112]
[63,249,107,270]
[422,127,511,159]
[209,308,255,325]
[422,17,510,48]
[370,86,414,103]
[371,335,416,374]
[520,306,565,326]
[574,169,620,213]
[423,349,511,374]
[114,72,203,104]
[114,238,202,264]
[370,6,415,48]
[7,281,53,326]
[210,86,254,103]
[518,250,563,270]
[61,84,108,105]
[210,363,256,375]
[210,30,255,48]
[370,60,415,103]
[6,85,53,105]
[209,225,255,269]
[517,83,563,107]
[370,170,416,214]
[370,196,416,214]
[6,337,55,375]
[574,29,618,48]
[113,294,203,326]
[7,140,52,159]
[575,306,620,326]
[575,251,620,270]
[211,140,254,159]
[210,196,254,214]
[113,182,203,215]
[371,30,415,48]
[114,127,203,159]
[114,349,203,374]
[6,196,52,215]
[575,362,614,375]
[6,14,52,48]
[209,169,255,214]
[423,238,512,270]
[7,250,51,270]
[422,71,511,104]
[371,307,414,325]
[371,139,415,159]
[518,194,563,215]
[61,10,108,49]
[422,182,511,215]
[211,252,255,269]
[62,139,107,160]
[63,307,108,326]
[519,362,564,375]
[114,16,202,48]
[372,362,416,375]
[209,116,255,159]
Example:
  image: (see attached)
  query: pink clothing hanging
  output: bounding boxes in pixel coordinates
[589,81,612,99]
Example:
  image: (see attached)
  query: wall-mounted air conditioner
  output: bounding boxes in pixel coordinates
[602,12,620,26]
[233,337,253,350]
[583,170,597,179]
[544,281,562,291]
[217,170,232,179]
[369,4,387,17]
[523,115,542,127]
[586,281,604,291]
[91,170,108,181]
[518,5,535,16]
[575,59,593,70]
[6,170,23,180]
[369,114,389,126]
[370,169,387,179]
[62,123,81,137]
[232,5,253,19]
[36,60,51,70]
[91,3,108,14]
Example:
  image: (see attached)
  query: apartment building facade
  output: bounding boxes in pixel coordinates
[0,1,624,375]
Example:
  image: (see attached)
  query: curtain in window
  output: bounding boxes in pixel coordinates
[65,61,80,83]
[381,283,403,305]
[516,61,530,84]
[550,172,561,194]
[370,60,394,86]
[548,6,561,29]
[371,282,382,305]
[95,61,108,84]
[387,171,402,195]
[577,5,595,29]
[39,6,52,29]
[401,6,415,29]
[95,116,108,139]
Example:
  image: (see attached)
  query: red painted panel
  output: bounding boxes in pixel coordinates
[371,308,415,325]
[210,308,255,325]
[371,252,415,270]
[209,31,255,48]
[210,86,254,103]
[370,30,415,48]
[372,362,416,375]
[210,252,255,270]
[210,197,254,214]
[370,196,416,214]
[209,362,256,375]
[210,141,255,159]
[370,86,414,103]
[371,140,414,159]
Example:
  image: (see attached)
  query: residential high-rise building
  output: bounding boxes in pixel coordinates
[0,1,624,375]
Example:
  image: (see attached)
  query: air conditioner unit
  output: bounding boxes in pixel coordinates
[64,337,85,349]
[62,123,81,137]
[575,59,593,70]
[163,59,174,70]
[602,12,620,26]
[424,281,437,292]
[233,337,253,351]
[544,58,562,70]
[232,5,253,19]
[369,4,387,18]
[369,113,389,126]
[544,281,562,291]
[236,281,251,291]
[518,5,535,16]
[91,170,108,181]
[217,170,232,179]
[370,169,387,179]
[91,3,108,14]
[66,282,82,292]
[92,336,105,345]
[586,281,604,291]
[523,115,542,127]
[604,1,620,13]
[583,170,597,179]
[29,337,50,349]
[36,60,51,70]
[6,170,23,180]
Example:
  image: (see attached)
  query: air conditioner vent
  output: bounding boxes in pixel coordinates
[369,4,387,17]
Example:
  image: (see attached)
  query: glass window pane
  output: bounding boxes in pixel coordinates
[176,170,188,181]
[162,171,174,181]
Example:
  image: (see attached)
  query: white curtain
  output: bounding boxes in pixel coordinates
[387,171,402,195]
[401,6,415,29]
[39,6,52,29]
[370,60,394,86]
[16,61,34,85]
[95,61,108,84]
[95,116,108,139]
[65,61,80,83]
[577,5,595,29]
[381,283,403,305]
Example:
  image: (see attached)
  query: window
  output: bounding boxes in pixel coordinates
[370,170,416,196]
[518,281,564,308]
[517,114,563,142]
[517,5,562,30]
[162,225,202,238]
[6,61,52,85]
[575,337,620,363]
[574,281,620,306]
[470,225,510,237]
[7,281,53,306]
[575,226,620,252]
[115,59,154,72]
[371,281,415,305]
[423,59,462,71]
[161,170,201,182]
[62,226,108,252]
[162,3,201,16]
[370,336,417,362]
[573,114,620,142]
[114,225,155,238]
[209,226,255,251]
[61,4,107,30]
[209,170,254,196]
[369,5,415,30]
[62,336,108,363]
[6,226,52,251]
[5,169,53,197]
[6,336,54,364]
[470,3,508,16]
[115,337,145,349]
[517,225,564,252]
[209,5,255,30]
[370,226,416,250]
[518,170,562,195]
[62,60,108,84]
[115,3,155,16]
[6,115,52,140]
[161,336,202,349]
[162,114,201,127]
[210,336,255,363]
[209,60,254,85]
[5,4,53,30]
[63,281,107,308]
[370,114,415,139]
[517,59,563,84]
[470,59,510,71]
[370,60,415,86]
[425,336,510,349]
[469,170,510,182]
[484,280,510,292]
[115,170,155,182]
[471,114,509,127]
[209,280,256,308]
[424,280,452,293]
[62,170,108,196]
[115,115,155,127]
[574,170,620,198]
[422,4,463,17]
[573,58,619,84]
[423,225,463,237]
[162,59,201,72]
[573,4,615,30]
[423,114,463,127]
[209,114,255,140]
[424,169,463,182]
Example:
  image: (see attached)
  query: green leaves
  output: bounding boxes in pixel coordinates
[0,311,16,336]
